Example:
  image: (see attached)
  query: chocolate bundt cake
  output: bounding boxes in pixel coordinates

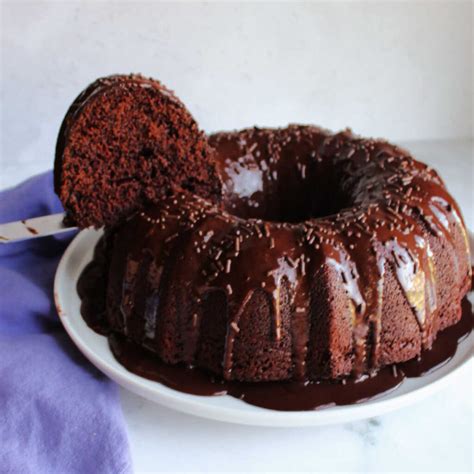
[82,125,471,382]
[55,74,221,228]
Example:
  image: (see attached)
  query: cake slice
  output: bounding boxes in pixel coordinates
[55,74,221,228]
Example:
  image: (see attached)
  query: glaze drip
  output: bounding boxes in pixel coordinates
[103,295,473,411]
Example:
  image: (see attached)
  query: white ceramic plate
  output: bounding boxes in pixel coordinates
[54,228,473,427]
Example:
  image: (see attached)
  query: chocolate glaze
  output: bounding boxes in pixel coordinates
[82,286,472,411]
[21,220,39,235]
[97,127,471,383]
[109,332,405,410]
[77,238,110,335]
[399,296,473,377]
[78,124,472,393]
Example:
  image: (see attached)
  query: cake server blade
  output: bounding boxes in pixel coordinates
[0,213,77,243]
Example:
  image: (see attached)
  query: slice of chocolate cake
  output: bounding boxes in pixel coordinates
[55,74,222,228]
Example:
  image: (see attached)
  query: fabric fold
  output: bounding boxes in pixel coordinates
[0,172,132,474]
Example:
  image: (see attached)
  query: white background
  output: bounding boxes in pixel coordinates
[1,0,473,188]
[1,1,473,473]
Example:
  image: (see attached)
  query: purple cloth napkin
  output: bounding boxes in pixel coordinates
[0,172,132,474]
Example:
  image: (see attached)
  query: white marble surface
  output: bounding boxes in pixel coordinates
[120,369,472,472]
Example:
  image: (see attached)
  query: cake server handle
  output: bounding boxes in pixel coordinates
[0,213,77,243]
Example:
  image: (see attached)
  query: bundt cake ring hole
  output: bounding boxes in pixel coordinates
[219,162,350,225]
[214,131,350,225]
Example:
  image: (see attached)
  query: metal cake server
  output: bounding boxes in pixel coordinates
[0,213,77,243]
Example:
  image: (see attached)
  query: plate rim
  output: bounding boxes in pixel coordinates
[54,228,473,427]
